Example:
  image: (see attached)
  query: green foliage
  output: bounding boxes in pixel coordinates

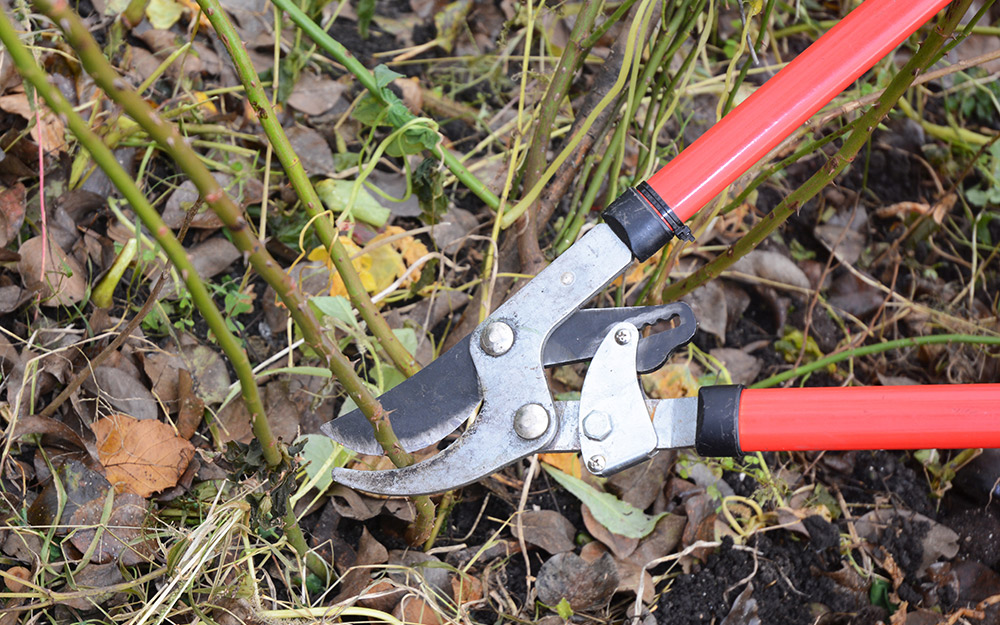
[353,65,440,157]
[542,464,668,539]
[966,142,1000,208]
[315,178,392,227]
[945,69,1000,126]
[555,598,574,620]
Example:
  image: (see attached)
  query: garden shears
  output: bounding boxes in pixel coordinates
[322,0,1000,496]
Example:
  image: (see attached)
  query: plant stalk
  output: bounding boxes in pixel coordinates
[196,0,419,379]
[270,0,500,211]
[30,0,434,544]
[0,10,331,577]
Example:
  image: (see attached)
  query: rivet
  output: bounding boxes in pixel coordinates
[480,321,514,356]
[513,404,549,440]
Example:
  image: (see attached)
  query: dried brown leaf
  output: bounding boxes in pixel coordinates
[582,503,638,560]
[93,413,195,497]
[0,182,26,247]
[17,235,87,307]
[69,492,154,564]
[514,509,576,554]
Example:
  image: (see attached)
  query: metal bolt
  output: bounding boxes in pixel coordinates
[615,328,631,345]
[514,404,550,440]
[587,455,606,473]
[560,271,575,285]
[480,321,514,356]
[583,411,612,441]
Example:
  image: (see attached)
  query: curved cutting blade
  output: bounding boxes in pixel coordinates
[320,334,480,456]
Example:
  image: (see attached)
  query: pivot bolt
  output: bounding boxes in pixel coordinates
[615,328,631,345]
[481,321,514,356]
[587,455,606,473]
[514,404,550,440]
[583,411,612,441]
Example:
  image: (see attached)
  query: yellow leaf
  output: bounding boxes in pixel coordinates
[643,363,699,399]
[540,453,582,479]
[307,227,429,301]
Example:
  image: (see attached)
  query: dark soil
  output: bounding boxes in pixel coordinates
[657,528,876,625]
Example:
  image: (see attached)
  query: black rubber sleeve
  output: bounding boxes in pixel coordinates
[696,385,745,457]
[602,184,693,261]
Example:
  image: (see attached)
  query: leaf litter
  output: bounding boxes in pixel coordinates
[1,0,1000,623]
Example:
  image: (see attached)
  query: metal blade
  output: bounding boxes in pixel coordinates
[324,302,698,455]
[320,334,480,456]
[330,396,698,496]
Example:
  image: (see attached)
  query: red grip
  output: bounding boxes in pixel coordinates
[646,0,952,224]
[739,385,1000,451]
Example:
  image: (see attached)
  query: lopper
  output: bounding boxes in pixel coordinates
[322,0,1000,496]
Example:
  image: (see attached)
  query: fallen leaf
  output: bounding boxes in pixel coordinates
[178,344,231,404]
[514,509,576,554]
[69,492,155,565]
[542,464,668,540]
[27,459,112,528]
[606,451,673,511]
[315,178,392,228]
[720,582,760,625]
[17,235,87,307]
[0,182,26,247]
[161,175,228,229]
[393,597,443,625]
[582,503,638,560]
[682,280,727,342]
[287,72,347,116]
[285,125,336,176]
[540,453,582,479]
[146,0,185,29]
[536,551,620,611]
[93,413,195,497]
[731,249,810,290]
[332,528,392,605]
[308,226,429,300]
[92,366,159,421]
[176,369,204,439]
[0,91,68,153]
[709,348,762,386]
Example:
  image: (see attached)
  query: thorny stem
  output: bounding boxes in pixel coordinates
[28,0,434,545]
[270,0,500,212]
[661,0,976,303]
[0,10,332,577]
[196,0,419,378]
[516,0,602,273]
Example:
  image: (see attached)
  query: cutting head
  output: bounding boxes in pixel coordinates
[328,224,635,495]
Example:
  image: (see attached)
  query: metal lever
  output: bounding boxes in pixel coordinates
[578,322,658,476]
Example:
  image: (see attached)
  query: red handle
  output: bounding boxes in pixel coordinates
[646,0,952,224]
[739,385,1000,451]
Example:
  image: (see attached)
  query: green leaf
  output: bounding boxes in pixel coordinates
[309,295,359,328]
[352,94,387,126]
[373,65,404,89]
[542,464,667,539]
[555,598,574,620]
[294,434,354,493]
[315,179,391,227]
[392,327,419,355]
[145,0,184,29]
